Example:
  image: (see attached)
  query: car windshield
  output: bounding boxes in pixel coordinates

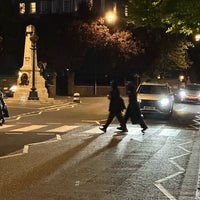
[138,85,169,94]
[185,85,200,91]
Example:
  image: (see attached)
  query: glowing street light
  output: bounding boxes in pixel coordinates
[105,11,117,25]
[195,34,200,41]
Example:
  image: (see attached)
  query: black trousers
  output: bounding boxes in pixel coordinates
[104,111,126,130]
[0,108,4,120]
[124,105,147,129]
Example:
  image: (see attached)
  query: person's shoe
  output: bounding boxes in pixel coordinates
[0,123,2,126]
[2,119,5,124]
[99,127,106,133]
[117,127,123,130]
[141,127,148,134]
[122,128,128,132]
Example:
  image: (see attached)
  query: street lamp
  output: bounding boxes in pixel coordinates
[28,32,39,100]
[105,11,117,25]
[195,34,200,42]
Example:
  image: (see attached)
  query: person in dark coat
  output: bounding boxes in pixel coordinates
[0,91,5,125]
[99,81,128,133]
[118,82,148,134]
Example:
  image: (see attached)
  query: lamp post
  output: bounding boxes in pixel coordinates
[28,32,39,100]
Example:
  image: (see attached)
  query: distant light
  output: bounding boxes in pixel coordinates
[195,34,200,41]
[179,75,184,82]
[105,11,117,24]
[157,75,161,79]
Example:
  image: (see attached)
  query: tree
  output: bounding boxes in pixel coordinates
[72,20,144,82]
[122,0,199,78]
[152,37,194,78]
[126,0,200,35]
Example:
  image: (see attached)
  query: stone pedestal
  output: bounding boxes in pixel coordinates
[13,25,53,103]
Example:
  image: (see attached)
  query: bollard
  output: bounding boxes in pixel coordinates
[73,92,81,103]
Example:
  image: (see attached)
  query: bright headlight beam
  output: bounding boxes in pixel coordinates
[160,98,170,106]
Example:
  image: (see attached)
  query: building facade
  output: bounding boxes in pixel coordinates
[13,0,127,17]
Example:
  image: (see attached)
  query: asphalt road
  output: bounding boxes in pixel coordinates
[0,97,200,200]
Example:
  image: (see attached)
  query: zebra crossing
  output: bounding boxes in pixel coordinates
[0,124,79,133]
[0,123,182,137]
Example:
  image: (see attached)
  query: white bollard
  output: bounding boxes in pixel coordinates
[73,93,81,103]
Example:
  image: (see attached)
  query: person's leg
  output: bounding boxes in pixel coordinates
[0,108,3,126]
[117,107,130,130]
[116,112,128,132]
[139,118,148,133]
[100,112,115,132]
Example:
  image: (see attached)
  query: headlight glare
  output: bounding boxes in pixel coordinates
[159,98,170,107]
[10,85,17,92]
[179,90,186,98]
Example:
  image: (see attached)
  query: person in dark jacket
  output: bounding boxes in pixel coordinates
[0,91,5,125]
[99,81,128,133]
[117,82,148,134]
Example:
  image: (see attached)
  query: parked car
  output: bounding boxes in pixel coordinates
[137,82,174,118]
[0,85,17,97]
[177,83,200,103]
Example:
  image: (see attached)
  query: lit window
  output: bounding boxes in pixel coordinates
[88,0,93,11]
[19,3,25,14]
[125,5,128,17]
[30,2,36,14]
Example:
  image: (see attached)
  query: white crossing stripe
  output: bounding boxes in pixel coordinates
[159,129,180,136]
[0,125,16,129]
[10,125,47,132]
[46,125,78,132]
[84,127,106,133]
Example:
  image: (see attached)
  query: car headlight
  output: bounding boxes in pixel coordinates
[3,87,9,91]
[9,85,17,92]
[159,97,170,107]
[179,90,186,98]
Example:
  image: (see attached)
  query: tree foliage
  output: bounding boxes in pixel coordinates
[152,37,194,77]
[126,0,200,35]
[76,20,143,58]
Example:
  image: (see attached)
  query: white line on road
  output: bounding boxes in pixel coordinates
[46,125,78,132]
[154,139,192,200]
[10,125,47,132]
[154,183,177,200]
[0,125,15,129]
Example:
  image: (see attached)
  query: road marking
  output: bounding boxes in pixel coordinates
[154,140,192,200]
[154,182,177,200]
[82,120,102,125]
[0,125,15,129]
[46,125,78,132]
[10,125,47,132]
[190,114,200,130]
[159,129,180,136]
[84,127,105,133]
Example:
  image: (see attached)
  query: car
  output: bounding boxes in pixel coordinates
[177,83,200,103]
[137,82,174,118]
[0,85,17,97]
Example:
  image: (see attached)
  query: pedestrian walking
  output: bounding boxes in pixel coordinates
[0,91,6,125]
[99,81,128,133]
[117,82,148,134]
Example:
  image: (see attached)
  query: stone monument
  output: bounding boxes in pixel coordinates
[13,24,52,102]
